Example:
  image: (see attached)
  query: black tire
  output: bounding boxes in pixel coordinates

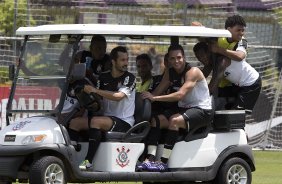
[143,182,169,184]
[29,156,66,184]
[0,182,12,184]
[215,157,252,184]
[143,182,190,184]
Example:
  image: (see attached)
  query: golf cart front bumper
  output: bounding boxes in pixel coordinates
[0,155,25,179]
[0,144,68,179]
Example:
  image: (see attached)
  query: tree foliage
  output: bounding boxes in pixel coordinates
[0,0,36,36]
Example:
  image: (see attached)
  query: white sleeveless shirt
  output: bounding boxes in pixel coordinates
[178,79,212,110]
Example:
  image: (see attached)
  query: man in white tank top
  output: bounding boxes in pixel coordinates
[137,44,212,172]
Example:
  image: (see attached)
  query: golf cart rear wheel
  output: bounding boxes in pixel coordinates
[215,157,251,184]
[29,156,66,184]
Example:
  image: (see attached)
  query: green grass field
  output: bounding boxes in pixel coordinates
[252,150,282,184]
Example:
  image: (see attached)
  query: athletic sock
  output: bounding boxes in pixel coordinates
[145,127,161,160]
[146,127,161,146]
[85,128,101,163]
[147,145,157,161]
[161,129,178,164]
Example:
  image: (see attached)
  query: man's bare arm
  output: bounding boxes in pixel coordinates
[202,64,213,78]
[84,85,126,101]
[208,57,230,94]
[152,68,170,96]
[211,43,246,61]
[148,67,202,102]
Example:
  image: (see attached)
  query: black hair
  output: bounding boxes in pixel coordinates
[136,53,152,67]
[193,42,209,53]
[164,53,169,62]
[90,35,107,51]
[225,14,246,29]
[91,35,106,44]
[167,44,185,56]
[110,46,127,61]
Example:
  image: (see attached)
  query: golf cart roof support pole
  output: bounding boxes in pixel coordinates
[171,36,179,45]
[6,35,29,126]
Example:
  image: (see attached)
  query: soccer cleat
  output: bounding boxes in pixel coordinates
[79,160,93,170]
[146,161,168,172]
[136,161,155,171]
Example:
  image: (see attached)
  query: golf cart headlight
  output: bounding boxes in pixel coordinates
[22,134,47,145]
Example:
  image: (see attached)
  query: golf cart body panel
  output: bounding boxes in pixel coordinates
[167,129,248,168]
[0,116,65,145]
[0,24,255,183]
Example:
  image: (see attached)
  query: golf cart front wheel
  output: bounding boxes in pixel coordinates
[29,156,66,184]
[0,181,12,184]
[215,157,252,184]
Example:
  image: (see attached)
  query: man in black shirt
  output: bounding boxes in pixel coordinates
[78,35,111,85]
[76,46,136,171]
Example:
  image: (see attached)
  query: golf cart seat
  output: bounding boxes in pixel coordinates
[104,92,151,142]
[212,110,246,131]
[211,97,246,131]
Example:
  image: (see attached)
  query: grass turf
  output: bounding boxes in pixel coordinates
[252,150,282,184]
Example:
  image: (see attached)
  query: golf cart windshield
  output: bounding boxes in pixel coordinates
[10,35,73,117]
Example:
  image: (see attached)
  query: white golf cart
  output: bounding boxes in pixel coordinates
[0,24,255,184]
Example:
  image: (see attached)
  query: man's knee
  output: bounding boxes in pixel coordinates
[168,115,185,130]
[90,116,101,128]
[153,115,169,129]
[168,117,179,129]
[69,117,88,131]
[90,116,113,130]
[68,122,76,130]
[151,115,160,128]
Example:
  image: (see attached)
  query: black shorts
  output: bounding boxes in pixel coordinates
[181,107,212,131]
[151,101,178,116]
[109,116,131,132]
[162,107,180,120]
[218,76,262,112]
[162,107,212,132]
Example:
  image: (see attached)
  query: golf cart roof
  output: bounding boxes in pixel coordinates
[16,24,231,38]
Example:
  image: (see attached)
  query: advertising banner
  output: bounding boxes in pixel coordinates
[0,86,60,129]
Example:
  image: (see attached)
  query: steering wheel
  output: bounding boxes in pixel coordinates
[74,85,102,113]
